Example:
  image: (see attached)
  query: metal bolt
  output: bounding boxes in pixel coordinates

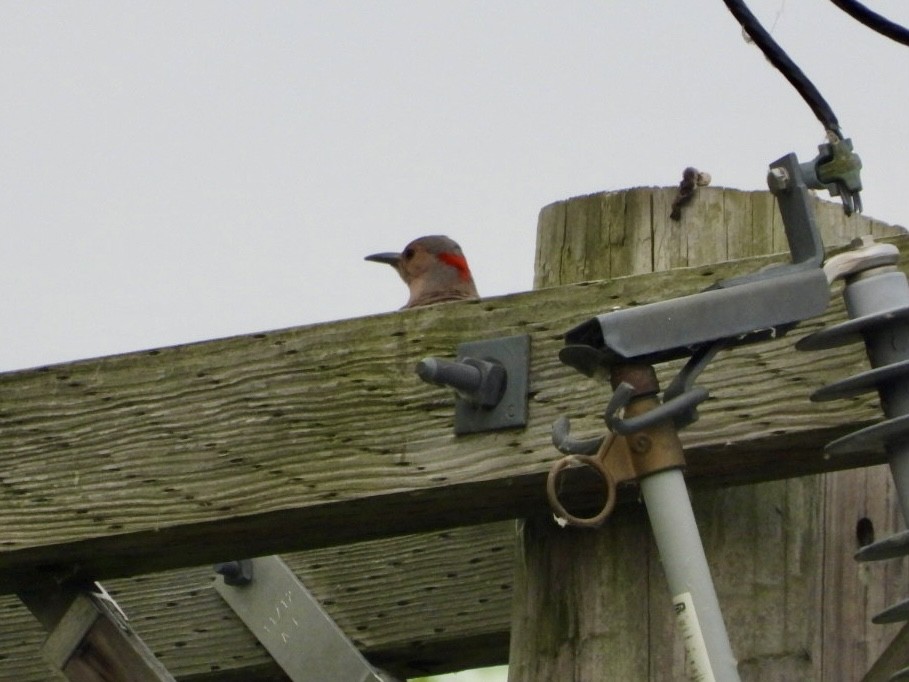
[215,559,254,586]
[416,358,483,395]
[630,434,652,455]
[767,166,791,192]
[416,356,506,409]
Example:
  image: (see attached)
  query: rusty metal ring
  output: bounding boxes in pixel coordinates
[546,453,617,529]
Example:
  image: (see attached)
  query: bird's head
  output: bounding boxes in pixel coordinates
[365,235,479,308]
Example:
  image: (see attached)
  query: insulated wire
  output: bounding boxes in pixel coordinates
[828,0,909,47]
[721,0,844,139]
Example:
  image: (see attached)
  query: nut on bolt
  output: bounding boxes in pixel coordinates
[767,167,791,192]
[416,356,507,409]
[215,559,253,586]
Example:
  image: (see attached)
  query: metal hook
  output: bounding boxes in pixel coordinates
[551,415,605,455]
[604,381,710,436]
[602,343,721,435]
[810,137,863,216]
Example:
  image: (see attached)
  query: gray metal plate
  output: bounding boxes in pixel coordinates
[567,268,830,365]
[215,556,388,682]
[454,334,530,435]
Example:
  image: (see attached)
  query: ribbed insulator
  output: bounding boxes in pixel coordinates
[797,266,909,648]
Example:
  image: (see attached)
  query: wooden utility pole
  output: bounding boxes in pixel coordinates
[509,187,907,680]
[1,187,906,680]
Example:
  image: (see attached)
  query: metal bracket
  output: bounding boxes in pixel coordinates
[417,334,530,435]
[548,387,688,529]
[215,555,400,682]
[561,152,831,375]
[800,137,863,216]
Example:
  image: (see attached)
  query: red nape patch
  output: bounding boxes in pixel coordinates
[437,252,472,281]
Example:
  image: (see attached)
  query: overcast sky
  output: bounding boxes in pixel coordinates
[2,1,907,372]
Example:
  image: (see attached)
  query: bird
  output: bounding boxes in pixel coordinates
[365,235,479,308]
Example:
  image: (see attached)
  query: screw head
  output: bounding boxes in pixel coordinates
[630,434,652,454]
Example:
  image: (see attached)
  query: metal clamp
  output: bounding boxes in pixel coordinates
[800,137,863,216]
[547,365,687,528]
[554,151,836,497]
[605,382,709,435]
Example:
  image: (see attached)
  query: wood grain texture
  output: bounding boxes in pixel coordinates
[2,240,905,589]
[648,477,825,681]
[533,187,900,287]
[821,466,909,680]
[863,623,909,681]
[1,187,905,681]
[2,525,515,681]
[514,185,908,681]
[508,509,652,681]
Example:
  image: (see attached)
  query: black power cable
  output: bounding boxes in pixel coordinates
[722,0,843,139]
[828,0,909,47]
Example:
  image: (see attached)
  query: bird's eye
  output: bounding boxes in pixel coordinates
[403,248,415,260]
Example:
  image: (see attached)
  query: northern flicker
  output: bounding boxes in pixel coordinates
[365,235,479,308]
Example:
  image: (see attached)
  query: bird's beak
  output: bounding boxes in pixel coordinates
[364,252,401,267]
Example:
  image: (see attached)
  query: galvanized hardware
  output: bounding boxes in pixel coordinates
[416,357,505,408]
[563,153,831,372]
[550,363,738,680]
[562,266,829,368]
[799,137,863,215]
[547,429,619,528]
[214,559,253,586]
[605,380,706,435]
[559,152,835,470]
[548,365,688,529]
[798,236,909,640]
[215,555,400,682]
[766,166,791,192]
[417,334,530,435]
[543,147,850,682]
[551,416,605,455]
[559,340,722,439]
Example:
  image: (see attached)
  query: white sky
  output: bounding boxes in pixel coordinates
[2,1,908,372]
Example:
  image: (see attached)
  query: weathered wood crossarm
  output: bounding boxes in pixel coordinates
[2,237,904,595]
